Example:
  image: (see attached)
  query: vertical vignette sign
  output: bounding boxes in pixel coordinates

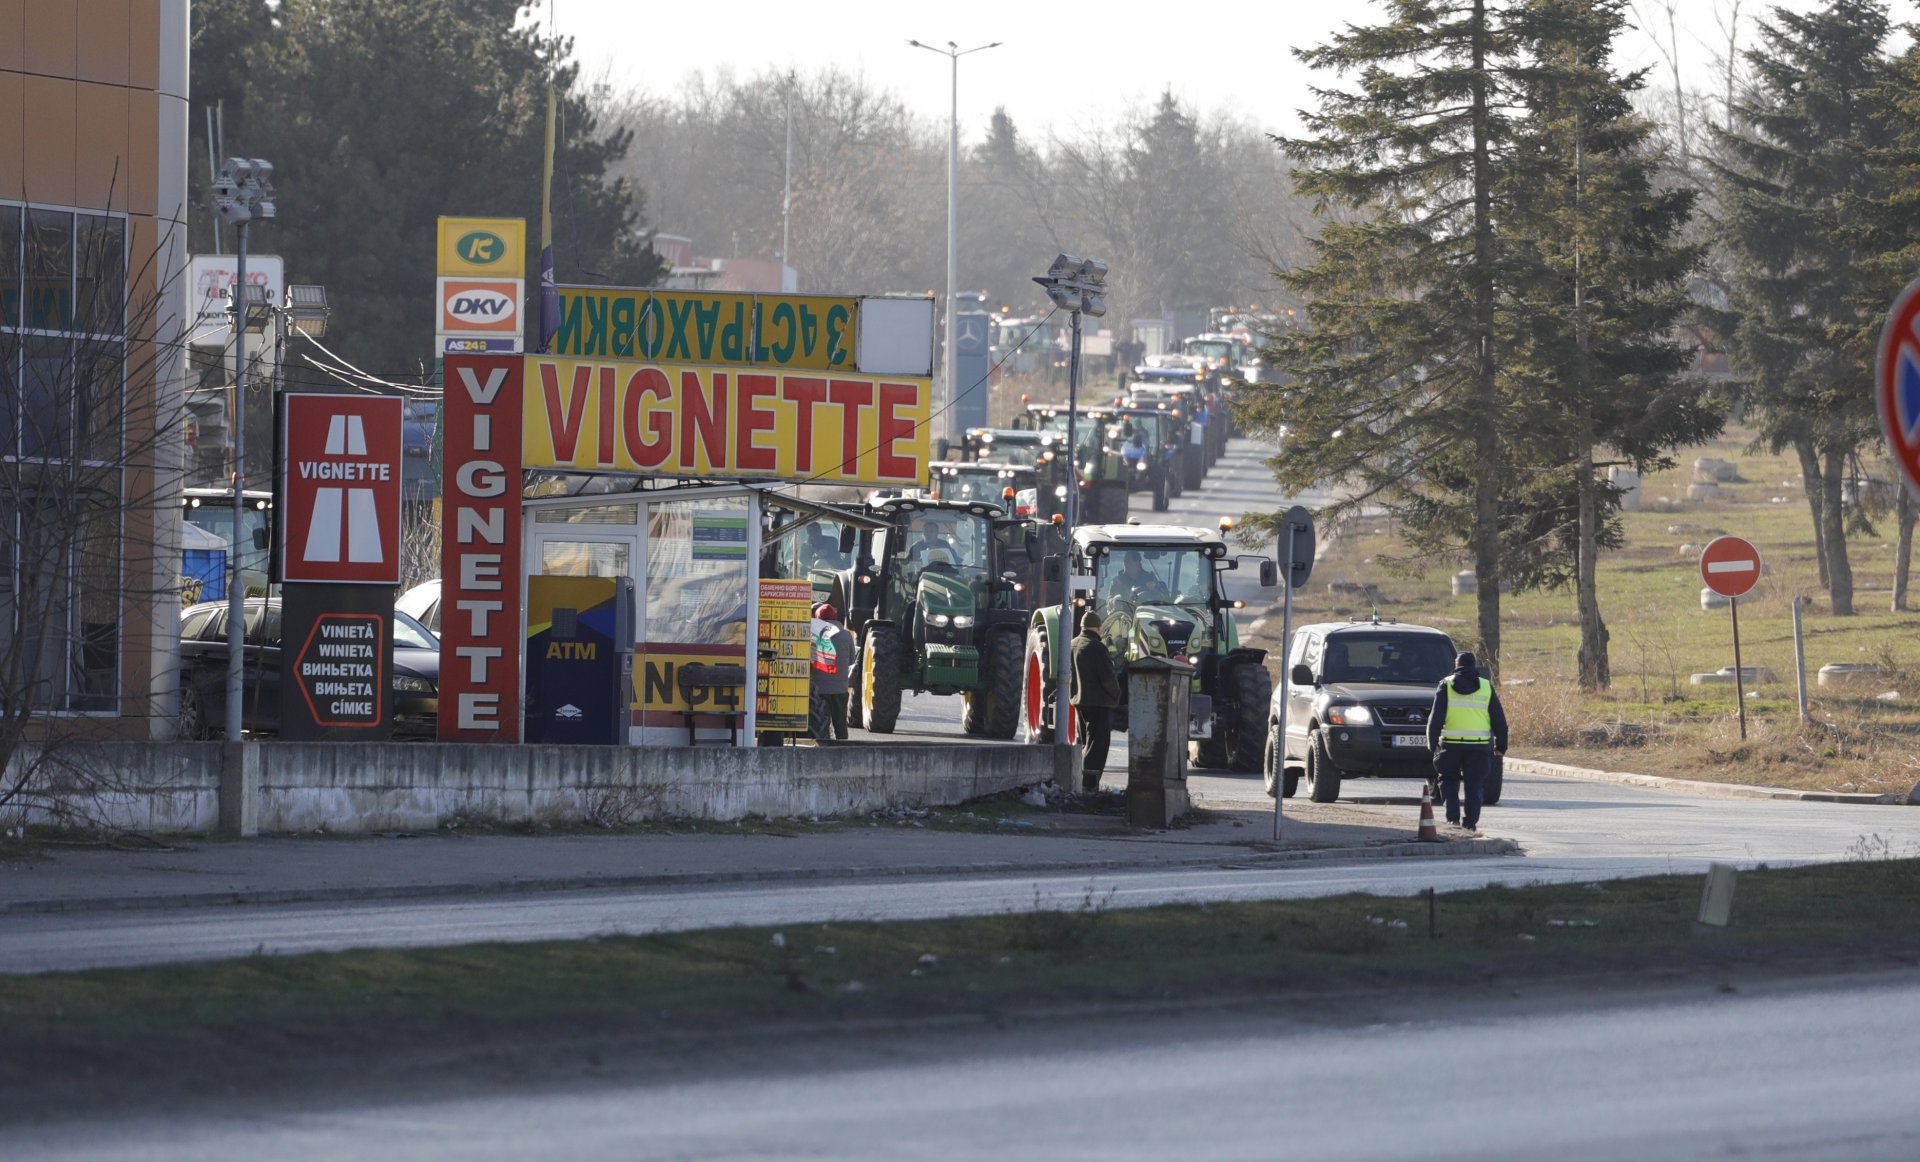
[440,355,526,741]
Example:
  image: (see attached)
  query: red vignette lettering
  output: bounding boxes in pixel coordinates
[783,377,826,473]
[736,373,777,472]
[540,363,591,462]
[877,382,920,481]
[597,365,617,465]
[828,379,875,478]
[682,370,728,471]
[622,366,672,469]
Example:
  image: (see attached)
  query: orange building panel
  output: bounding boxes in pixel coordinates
[23,0,78,79]
[0,71,23,198]
[76,0,131,87]
[126,0,158,90]
[75,80,130,211]
[22,75,77,206]
[0,0,25,73]
[127,87,157,216]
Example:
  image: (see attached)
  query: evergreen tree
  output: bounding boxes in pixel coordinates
[1709,0,1892,617]
[1503,0,1721,688]
[1247,0,1521,665]
[190,0,663,377]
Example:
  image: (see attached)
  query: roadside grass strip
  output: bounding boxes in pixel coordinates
[4,856,1920,1108]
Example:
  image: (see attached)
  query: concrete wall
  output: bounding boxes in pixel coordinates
[6,741,1062,835]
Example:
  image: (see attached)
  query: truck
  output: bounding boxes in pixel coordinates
[1019,522,1275,772]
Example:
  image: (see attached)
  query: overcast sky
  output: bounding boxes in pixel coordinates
[550,0,1850,143]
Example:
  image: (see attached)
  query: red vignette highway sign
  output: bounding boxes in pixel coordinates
[281,394,403,584]
[1876,277,1920,497]
[1699,535,1762,599]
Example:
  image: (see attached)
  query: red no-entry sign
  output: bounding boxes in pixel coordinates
[1699,535,1762,599]
[1876,278,1920,497]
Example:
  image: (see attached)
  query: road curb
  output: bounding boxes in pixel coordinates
[0,837,1518,917]
[1506,758,1908,805]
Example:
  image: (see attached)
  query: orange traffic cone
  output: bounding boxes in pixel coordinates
[1417,786,1441,842]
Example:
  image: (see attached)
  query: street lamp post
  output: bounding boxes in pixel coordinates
[211,157,275,740]
[1033,255,1109,754]
[909,38,1001,440]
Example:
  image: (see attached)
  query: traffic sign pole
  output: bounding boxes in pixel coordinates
[1730,596,1747,741]
[1271,506,1315,841]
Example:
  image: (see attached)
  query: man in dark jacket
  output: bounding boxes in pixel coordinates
[1425,651,1508,831]
[1069,609,1122,792]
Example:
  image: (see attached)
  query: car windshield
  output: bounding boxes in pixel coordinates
[1320,633,1454,685]
[394,611,437,651]
[904,510,991,571]
[936,468,1014,503]
[989,439,1046,468]
[1097,547,1213,609]
[1185,340,1234,361]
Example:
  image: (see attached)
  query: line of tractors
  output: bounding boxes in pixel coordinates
[767,366,1272,772]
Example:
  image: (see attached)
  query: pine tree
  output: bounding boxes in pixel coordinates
[1503,0,1721,688]
[1709,0,1893,617]
[1247,0,1520,665]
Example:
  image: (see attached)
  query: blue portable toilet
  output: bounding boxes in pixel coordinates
[181,520,229,604]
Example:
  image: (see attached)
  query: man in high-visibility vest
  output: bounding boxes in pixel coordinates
[1424,651,1509,831]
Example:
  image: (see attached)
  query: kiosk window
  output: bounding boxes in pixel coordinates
[539,540,629,578]
[645,498,749,646]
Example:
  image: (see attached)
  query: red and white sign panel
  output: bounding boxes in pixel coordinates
[281,394,404,584]
[1699,535,1762,599]
[438,355,525,742]
[1875,277,1920,498]
[439,277,524,336]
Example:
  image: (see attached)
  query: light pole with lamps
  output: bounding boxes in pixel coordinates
[210,157,274,740]
[908,37,1001,440]
[1032,254,1108,752]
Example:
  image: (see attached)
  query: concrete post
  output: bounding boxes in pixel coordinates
[219,740,259,837]
[1126,658,1193,828]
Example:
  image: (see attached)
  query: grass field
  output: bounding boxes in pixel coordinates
[6,857,1917,1116]
[1235,426,1920,794]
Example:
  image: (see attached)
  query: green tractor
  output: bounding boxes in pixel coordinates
[1012,403,1132,524]
[836,497,1039,738]
[1019,522,1276,772]
[955,427,1072,520]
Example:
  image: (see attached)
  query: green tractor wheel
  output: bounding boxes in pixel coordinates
[983,630,1023,739]
[861,624,905,734]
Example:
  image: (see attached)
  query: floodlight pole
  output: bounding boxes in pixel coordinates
[213,157,274,741]
[1056,310,1082,752]
[909,38,1002,440]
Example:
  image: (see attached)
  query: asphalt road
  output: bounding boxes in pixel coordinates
[5,768,1914,974]
[15,973,1920,1160]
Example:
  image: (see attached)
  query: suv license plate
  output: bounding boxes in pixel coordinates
[1389,734,1429,748]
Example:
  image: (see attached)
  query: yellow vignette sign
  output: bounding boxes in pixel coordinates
[552,287,859,371]
[519,355,931,487]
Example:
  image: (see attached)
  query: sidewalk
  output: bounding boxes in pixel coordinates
[0,795,1514,916]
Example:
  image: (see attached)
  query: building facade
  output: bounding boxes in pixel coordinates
[1,0,190,737]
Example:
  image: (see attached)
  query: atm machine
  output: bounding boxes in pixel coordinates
[524,575,636,745]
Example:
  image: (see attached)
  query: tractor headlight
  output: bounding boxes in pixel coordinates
[951,615,976,628]
[929,613,951,627]
[1326,704,1373,726]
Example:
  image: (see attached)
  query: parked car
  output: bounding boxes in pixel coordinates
[397,578,442,634]
[1265,617,1502,805]
[177,598,440,739]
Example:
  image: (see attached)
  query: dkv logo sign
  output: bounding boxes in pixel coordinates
[440,278,523,335]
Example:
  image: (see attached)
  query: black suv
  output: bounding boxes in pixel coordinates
[1262,619,1502,805]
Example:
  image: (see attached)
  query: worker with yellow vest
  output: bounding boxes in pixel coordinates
[1424,651,1509,831]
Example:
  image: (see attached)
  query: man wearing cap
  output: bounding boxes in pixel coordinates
[1425,651,1509,831]
[1070,609,1122,792]
[810,603,856,742]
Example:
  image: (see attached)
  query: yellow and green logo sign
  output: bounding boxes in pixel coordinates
[437,217,525,278]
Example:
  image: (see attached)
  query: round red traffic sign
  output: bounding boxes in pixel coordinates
[1875,277,1920,497]
[1699,535,1762,598]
